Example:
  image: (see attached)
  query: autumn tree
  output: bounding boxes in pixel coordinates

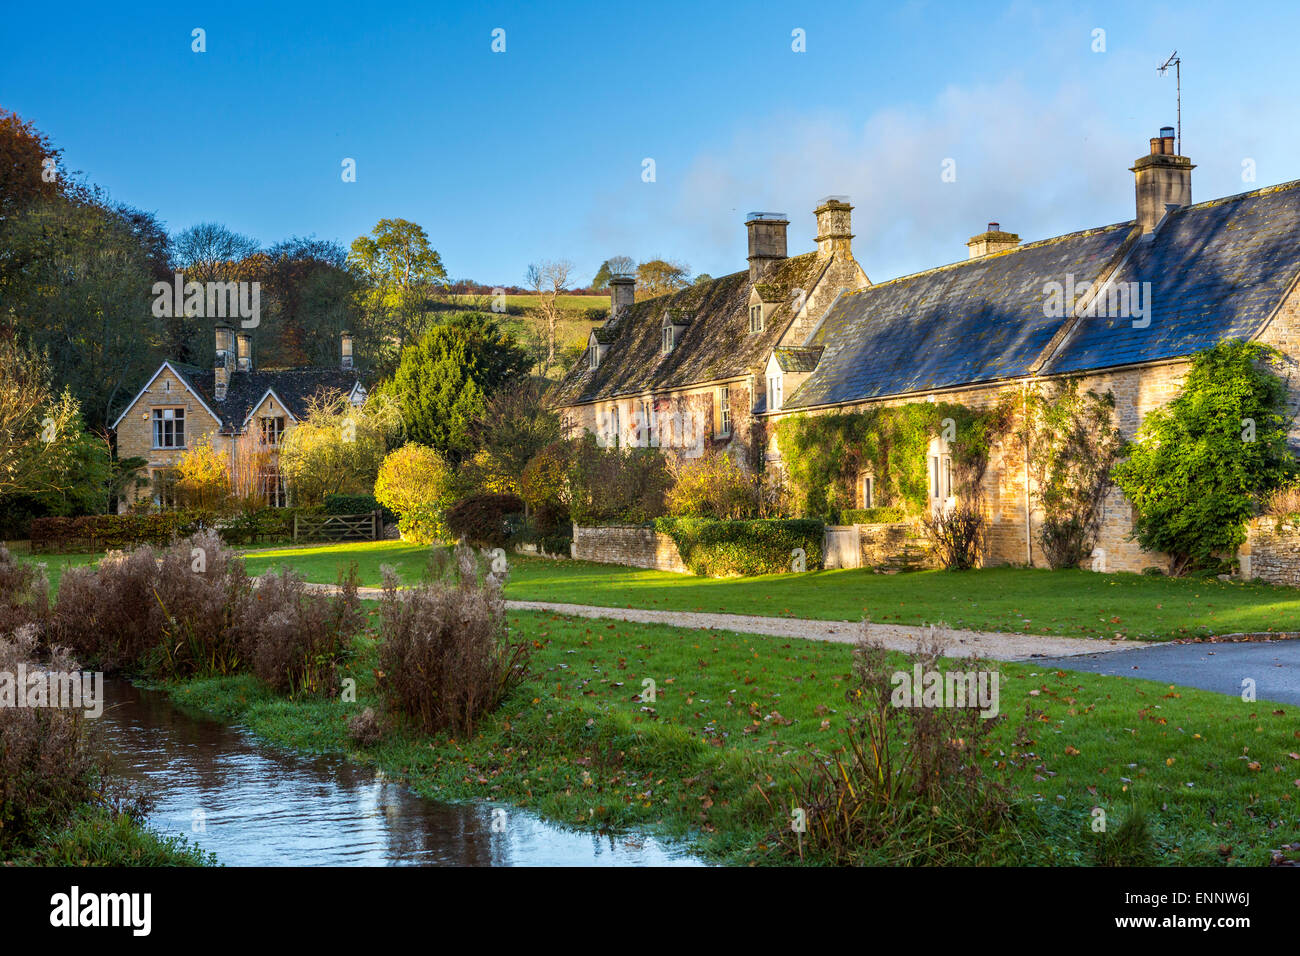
[635,259,691,299]
[525,259,573,368]
[278,391,400,505]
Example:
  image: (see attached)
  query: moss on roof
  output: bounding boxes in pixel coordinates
[555,252,828,406]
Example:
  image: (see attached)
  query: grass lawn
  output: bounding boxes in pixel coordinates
[165,607,1300,866]
[233,541,1300,641]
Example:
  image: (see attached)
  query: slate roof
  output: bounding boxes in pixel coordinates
[785,223,1134,408]
[1044,181,1300,374]
[786,179,1300,409]
[773,346,823,372]
[170,365,362,430]
[555,252,830,405]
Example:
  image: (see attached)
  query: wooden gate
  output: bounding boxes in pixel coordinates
[293,511,382,543]
[823,525,861,569]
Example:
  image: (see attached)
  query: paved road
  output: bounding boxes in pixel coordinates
[1038,639,1300,705]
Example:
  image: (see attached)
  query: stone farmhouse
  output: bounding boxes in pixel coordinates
[555,128,1300,573]
[111,323,365,510]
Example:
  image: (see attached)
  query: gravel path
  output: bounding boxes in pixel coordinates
[310,582,1145,661]
[503,600,1146,661]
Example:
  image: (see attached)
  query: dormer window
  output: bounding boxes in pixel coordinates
[661,310,692,355]
[749,304,763,333]
[587,328,611,369]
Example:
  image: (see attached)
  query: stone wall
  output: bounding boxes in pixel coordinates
[1241,518,1300,586]
[571,524,689,573]
[858,522,938,570]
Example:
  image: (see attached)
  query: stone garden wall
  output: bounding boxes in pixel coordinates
[571,525,689,573]
[1241,518,1300,586]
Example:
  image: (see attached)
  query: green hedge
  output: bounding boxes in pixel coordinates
[30,508,323,551]
[653,517,824,577]
[323,493,395,524]
[840,506,906,524]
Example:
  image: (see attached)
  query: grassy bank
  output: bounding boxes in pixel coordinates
[4,806,216,866]
[163,606,1300,866]
[231,541,1300,641]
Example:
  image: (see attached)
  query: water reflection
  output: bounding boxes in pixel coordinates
[96,680,701,867]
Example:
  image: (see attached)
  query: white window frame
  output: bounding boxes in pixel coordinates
[260,415,285,447]
[152,407,186,449]
[718,386,731,438]
[662,325,674,353]
[749,304,764,333]
[767,374,783,412]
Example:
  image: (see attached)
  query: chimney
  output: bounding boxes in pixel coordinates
[236,331,253,372]
[966,222,1020,259]
[340,329,354,369]
[814,196,853,258]
[745,212,789,281]
[214,321,233,401]
[608,275,635,322]
[1131,126,1194,235]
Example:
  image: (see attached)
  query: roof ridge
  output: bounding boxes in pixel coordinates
[838,221,1135,297]
[1175,176,1300,212]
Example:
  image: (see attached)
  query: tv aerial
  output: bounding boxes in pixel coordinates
[1157,51,1182,155]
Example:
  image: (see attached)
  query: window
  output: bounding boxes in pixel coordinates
[260,416,285,447]
[260,467,288,508]
[930,454,952,500]
[609,405,621,448]
[640,400,653,446]
[662,324,674,353]
[589,345,599,370]
[861,474,874,508]
[767,374,783,412]
[152,468,180,510]
[717,386,731,437]
[749,305,764,333]
[152,408,185,449]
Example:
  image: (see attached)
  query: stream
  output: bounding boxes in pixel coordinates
[96,679,702,867]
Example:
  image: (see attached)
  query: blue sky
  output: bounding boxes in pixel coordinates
[4,0,1297,286]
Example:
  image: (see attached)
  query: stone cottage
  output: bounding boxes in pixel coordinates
[556,127,1300,573]
[111,323,365,510]
[552,200,869,468]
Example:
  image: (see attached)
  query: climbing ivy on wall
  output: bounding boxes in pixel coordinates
[774,399,1014,521]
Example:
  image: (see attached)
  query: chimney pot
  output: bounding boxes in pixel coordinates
[340,329,354,369]
[967,222,1019,259]
[236,331,253,372]
[1132,127,1194,234]
[814,197,854,259]
[745,213,789,281]
[608,275,635,322]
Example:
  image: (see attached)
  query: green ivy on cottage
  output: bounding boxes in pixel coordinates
[1112,340,1295,576]
[774,400,1013,521]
